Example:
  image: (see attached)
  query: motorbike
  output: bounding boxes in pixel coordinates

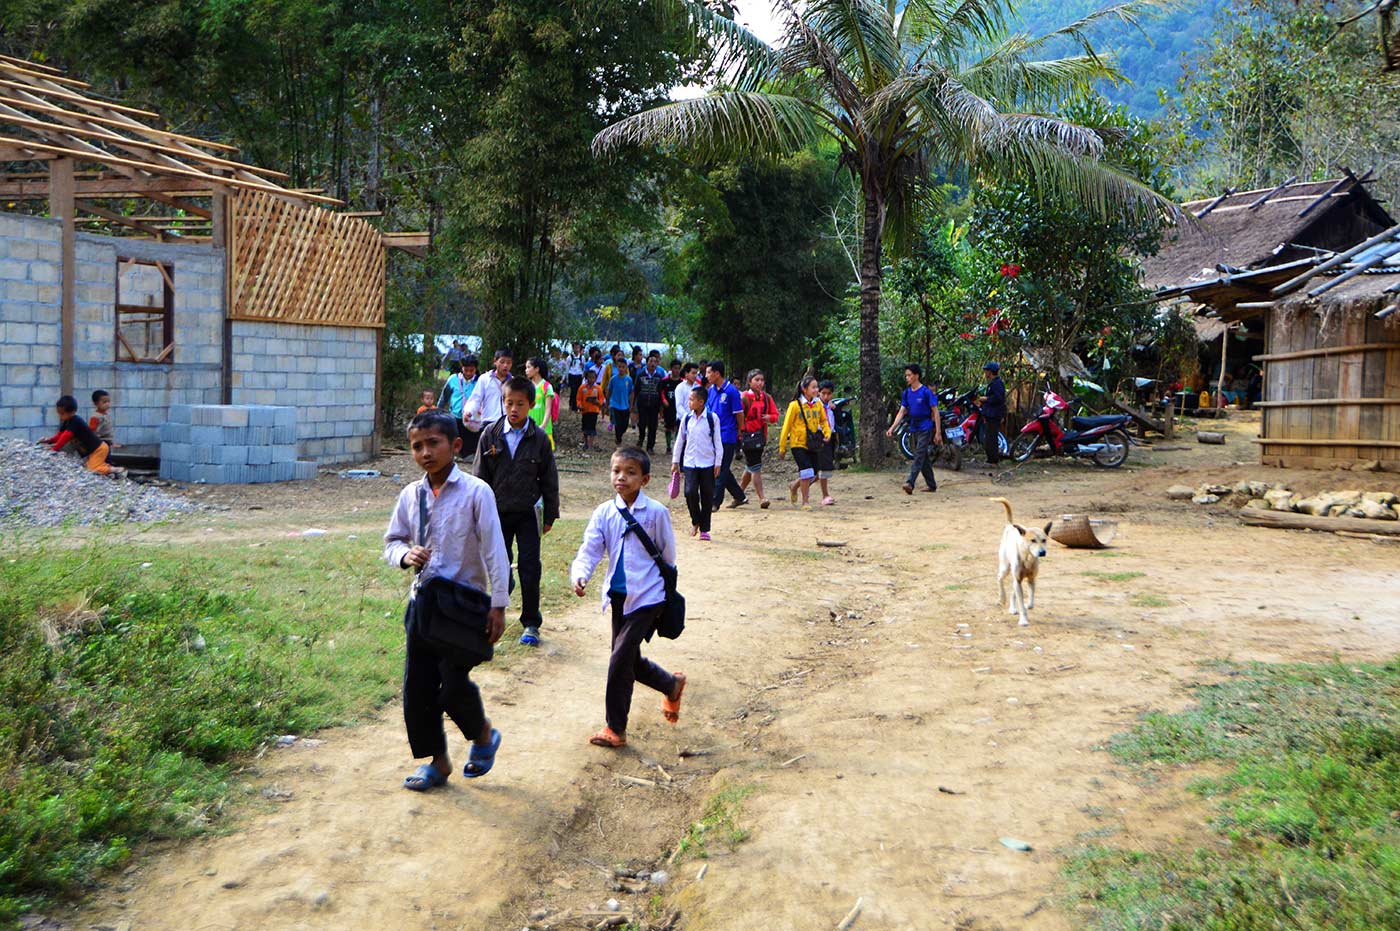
[1009,388,1132,468]
[830,396,858,464]
[895,387,1009,468]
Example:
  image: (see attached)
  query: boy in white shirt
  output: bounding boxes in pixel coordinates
[671,388,723,540]
[570,447,687,749]
[383,409,511,791]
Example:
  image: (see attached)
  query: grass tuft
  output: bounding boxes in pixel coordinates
[1080,570,1146,582]
[673,785,754,862]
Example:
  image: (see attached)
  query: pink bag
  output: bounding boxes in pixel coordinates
[667,470,681,499]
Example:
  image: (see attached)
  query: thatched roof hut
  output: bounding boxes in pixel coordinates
[1142,175,1394,295]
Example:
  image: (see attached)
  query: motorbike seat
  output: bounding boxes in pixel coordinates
[1071,414,1127,430]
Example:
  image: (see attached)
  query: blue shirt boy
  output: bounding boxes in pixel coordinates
[901,384,936,433]
[706,379,743,444]
[608,372,633,412]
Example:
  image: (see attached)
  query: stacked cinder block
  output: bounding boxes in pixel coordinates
[159,404,319,483]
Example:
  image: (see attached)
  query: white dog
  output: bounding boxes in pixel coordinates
[990,497,1051,627]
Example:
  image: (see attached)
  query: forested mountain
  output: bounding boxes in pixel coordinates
[1013,0,1225,116]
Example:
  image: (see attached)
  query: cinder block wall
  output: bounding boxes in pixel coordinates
[229,321,377,464]
[72,235,225,455]
[0,214,62,439]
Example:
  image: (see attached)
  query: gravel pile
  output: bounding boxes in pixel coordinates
[0,438,202,528]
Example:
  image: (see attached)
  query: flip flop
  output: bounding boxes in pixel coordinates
[589,727,626,748]
[662,673,687,724]
[759,499,771,509]
[789,482,799,505]
[402,763,448,792]
[462,728,501,778]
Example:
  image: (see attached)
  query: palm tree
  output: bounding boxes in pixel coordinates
[593,0,1170,463]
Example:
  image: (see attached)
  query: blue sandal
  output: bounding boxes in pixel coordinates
[402,763,448,792]
[463,728,502,778]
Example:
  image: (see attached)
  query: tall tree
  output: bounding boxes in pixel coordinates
[667,148,850,381]
[594,0,1168,462]
[443,0,702,357]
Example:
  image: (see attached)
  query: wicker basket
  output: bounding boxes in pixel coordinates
[1049,514,1118,549]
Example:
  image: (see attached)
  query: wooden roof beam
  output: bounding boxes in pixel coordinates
[1193,188,1234,219]
[1246,176,1298,210]
[0,54,65,77]
[0,77,159,120]
[0,93,242,160]
[1272,221,1400,295]
[0,176,217,197]
[0,103,289,181]
[0,60,89,89]
[76,200,171,238]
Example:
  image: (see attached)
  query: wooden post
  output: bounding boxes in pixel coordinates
[50,157,75,396]
[1164,394,1175,439]
[1216,326,1230,416]
[211,190,233,403]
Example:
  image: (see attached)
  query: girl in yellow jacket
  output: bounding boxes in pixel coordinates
[778,376,833,509]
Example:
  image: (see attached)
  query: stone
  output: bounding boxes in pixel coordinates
[1353,500,1397,520]
[1243,498,1271,510]
[1294,496,1329,516]
[1204,484,1232,496]
[1362,491,1398,506]
[1264,489,1295,511]
[1192,494,1220,505]
[1351,459,1383,472]
[1247,481,1269,497]
[1325,504,1351,518]
[1166,485,1195,500]
[1323,490,1363,509]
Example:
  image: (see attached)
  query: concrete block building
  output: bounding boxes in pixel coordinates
[0,55,426,465]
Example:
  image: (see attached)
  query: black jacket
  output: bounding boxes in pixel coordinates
[982,377,1006,419]
[472,418,560,523]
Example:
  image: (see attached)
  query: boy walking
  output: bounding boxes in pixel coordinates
[384,409,510,791]
[633,350,667,453]
[571,447,687,749]
[887,363,941,494]
[606,350,634,447]
[463,349,513,457]
[671,386,723,540]
[704,361,748,509]
[474,377,560,647]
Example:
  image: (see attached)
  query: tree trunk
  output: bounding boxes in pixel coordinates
[857,187,886,464]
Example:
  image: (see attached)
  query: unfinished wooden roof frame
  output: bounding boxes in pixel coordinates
[0,54,425,442]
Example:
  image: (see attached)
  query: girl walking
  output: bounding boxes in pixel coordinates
[671,386,723,540]
[778,376,833,510]
[738,369,780,509]
[525,357,558,449]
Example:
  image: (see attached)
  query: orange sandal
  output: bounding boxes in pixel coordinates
[589,727,626,748]
[662,672,687,724]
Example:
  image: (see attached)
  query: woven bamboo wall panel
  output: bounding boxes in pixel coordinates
[229,190,384,328]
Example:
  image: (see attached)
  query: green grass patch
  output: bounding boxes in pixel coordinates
[1129,594,1172,608]
[0,519,584,921]
[944,582,973,592]
[1066,658,1400,930]
[674,785,755,861]
[1080,570,1146,582]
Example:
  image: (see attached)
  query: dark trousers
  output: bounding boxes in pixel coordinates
[460,424,481,460]
[713,441,746,506]
[607,595,675,736]
[567,374,583,411]
[983,415,1003,464]
[403,612,484,759]
[636,402,661,451]
[906,427,937,490]
[684,466,715,532]
[612,408,630,445]
[498,510,542,627]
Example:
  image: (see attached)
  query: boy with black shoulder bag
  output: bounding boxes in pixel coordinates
[384,409,511,792]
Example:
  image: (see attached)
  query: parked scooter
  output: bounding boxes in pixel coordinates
[894,387,1010,466]
[1010,388,1132,468]
[830,396,858,463]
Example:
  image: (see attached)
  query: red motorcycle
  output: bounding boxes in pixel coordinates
[1010,389,1132,468]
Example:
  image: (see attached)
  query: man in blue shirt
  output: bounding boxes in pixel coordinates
[705,360,749,508]
[886,363,942,494]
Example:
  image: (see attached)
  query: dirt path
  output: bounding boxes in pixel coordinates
[71,427,1400,930]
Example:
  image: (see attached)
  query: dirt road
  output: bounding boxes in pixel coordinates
[72,422,1400,930]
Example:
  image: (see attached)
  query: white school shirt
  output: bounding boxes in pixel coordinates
[672,409,723,469]
[674,379,694,415]
[567,353,586,377]
[570,491,676,616]
[463,371,509,430]
[382,465,512,608]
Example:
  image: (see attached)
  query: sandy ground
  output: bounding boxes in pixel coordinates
[63,415,1400,931]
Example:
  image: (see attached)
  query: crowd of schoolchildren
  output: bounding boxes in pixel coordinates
[391,342,979,793]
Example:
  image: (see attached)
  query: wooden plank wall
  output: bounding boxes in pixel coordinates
[1258,301,1400,469]
[228,190,385,329]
